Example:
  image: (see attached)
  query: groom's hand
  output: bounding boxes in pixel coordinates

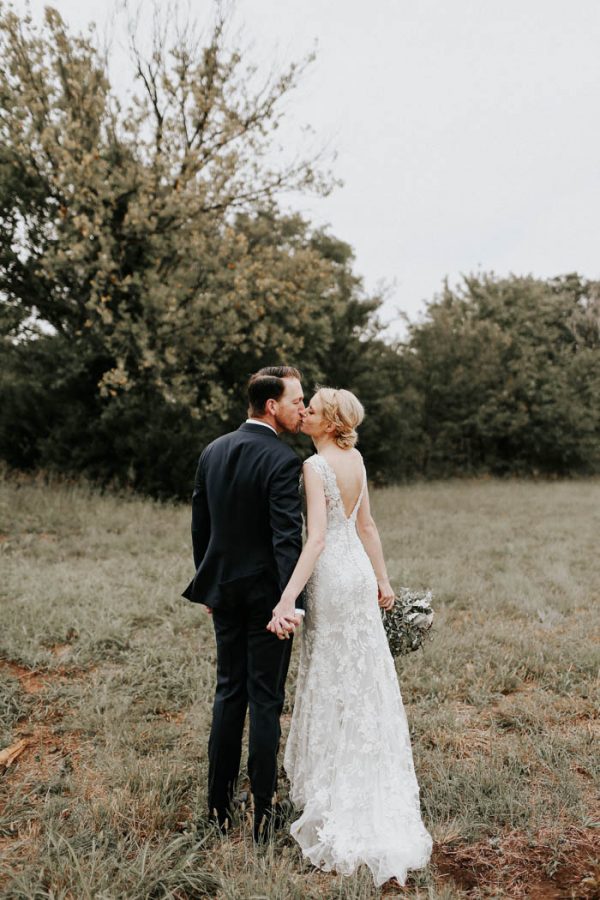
[267,596,301,639]
[268,614,300,639]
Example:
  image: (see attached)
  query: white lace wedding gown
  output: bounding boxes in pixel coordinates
[284,453,432,886]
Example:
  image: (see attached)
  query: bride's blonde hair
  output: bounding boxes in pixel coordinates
[315,387,364,449]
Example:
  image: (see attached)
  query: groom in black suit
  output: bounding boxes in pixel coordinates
[182,366,305,841]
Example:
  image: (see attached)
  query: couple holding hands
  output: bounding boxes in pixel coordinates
[183,365,431,888]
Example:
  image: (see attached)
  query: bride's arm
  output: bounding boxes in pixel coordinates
[267,463,327,637]
[355,484,395,610]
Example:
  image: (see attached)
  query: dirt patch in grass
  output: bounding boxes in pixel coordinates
[0,722,87,891]
[158,709,187,724]
[0,657,93,777]
[433,825,600,898]
[0,660,48,694]
[0,658,92,864]
[2,722,84,785]
[0,657,90,692]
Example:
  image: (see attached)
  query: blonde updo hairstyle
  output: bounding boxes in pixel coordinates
[315,387,365,449]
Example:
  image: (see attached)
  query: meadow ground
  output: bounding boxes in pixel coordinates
[0,472,598,899]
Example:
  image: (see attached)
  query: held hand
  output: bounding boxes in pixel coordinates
[271,618,298,640]
[267,613,300,639]
[377,580,395,611]
[267,595,301,640]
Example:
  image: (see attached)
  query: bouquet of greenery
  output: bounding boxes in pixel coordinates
[381,588,434,657]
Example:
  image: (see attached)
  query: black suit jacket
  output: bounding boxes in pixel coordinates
[182,423,304,610]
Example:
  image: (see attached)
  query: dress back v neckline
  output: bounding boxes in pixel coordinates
[317,454,366,521]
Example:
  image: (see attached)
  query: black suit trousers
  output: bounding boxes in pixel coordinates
[208,584,293,822]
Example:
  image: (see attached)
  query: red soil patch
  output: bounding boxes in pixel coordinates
[0,659,47,694]
[7,723,82,778]
[432,825,600,899]
[0,722,85,855]
[0,657,91,840]
[0,658,90,692]
[0,723,87,898]
[158,709,187,724]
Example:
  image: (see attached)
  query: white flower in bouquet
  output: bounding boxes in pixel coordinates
[381,587,434,657]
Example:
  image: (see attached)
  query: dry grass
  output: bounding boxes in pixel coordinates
[0,471,598,898]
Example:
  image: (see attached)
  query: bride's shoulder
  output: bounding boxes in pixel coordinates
[349,447,366,470]
[302,455,334,495]
[303,454,327,475]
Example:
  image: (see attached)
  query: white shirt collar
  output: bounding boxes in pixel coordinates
[245,418,278,436]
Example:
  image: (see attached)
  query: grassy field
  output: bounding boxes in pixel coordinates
[0,472,598,899]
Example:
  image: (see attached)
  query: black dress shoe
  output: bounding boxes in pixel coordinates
[252,801,292,844]
[208,807,233,836]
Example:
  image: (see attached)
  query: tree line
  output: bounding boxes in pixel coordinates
[1,5,598,497]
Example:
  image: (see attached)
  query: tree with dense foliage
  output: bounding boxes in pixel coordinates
[407,273,600,475]
[0,4,385,493]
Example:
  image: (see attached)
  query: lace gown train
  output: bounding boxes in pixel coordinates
[284,454,432,886]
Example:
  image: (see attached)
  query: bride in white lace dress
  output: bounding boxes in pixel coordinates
[267,387,432,887]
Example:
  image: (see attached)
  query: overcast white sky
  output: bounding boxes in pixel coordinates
[22,0,600,334]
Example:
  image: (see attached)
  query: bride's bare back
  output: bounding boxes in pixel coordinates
[319,447,365,518]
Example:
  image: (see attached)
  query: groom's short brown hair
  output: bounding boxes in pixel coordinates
[247,366,302,416]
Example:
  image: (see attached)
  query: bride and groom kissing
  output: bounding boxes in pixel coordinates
[182,366,432,887]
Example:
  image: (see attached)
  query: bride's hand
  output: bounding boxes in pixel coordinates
[377,580,395,611]
[267,595,301,639]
